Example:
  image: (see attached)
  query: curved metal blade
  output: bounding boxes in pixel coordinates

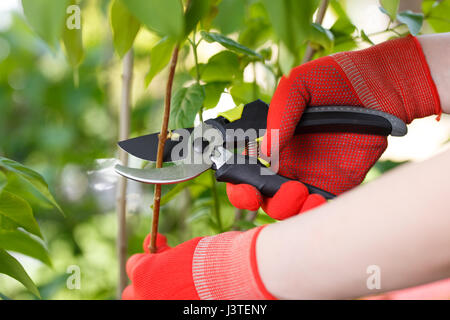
[114,163,210,184]
[115,123,220,184]
[118,128,193,163]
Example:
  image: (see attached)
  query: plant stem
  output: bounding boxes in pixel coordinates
[232,208,244,231]
[116,49,133,298]
[246,210,257,222]
[150,45,180,253]
[301,0,329,64]
[189,30,222,228]
[210,170,223,232]
[190,29,204,121]
[335,26,406,47]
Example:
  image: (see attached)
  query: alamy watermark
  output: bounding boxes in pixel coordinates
[168,127,280,175]
[66,5,81,30]
[366,265,381,290]
[66,265,81,290]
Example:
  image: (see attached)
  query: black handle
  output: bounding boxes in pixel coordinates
[215,154,336,200]
[220,100,407,138]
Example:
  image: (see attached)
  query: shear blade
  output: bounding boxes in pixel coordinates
[114,163,210,184]
[118,127,193,163]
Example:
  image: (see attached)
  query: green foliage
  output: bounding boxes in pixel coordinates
[380,0,400,21]
[62,0,84,69]
[397,11,424,36]
[238,2,272,50]
[122,0,185,40]
[0,158,62,214]
[203,82,228,109]
[0,191,41,238]
[230,82,270,105]
[378,1,425,36]
[0,249,40,298]
[185,0,212,37]
[212,0,246,35]
[21,0,70,49]
[423,0,450,32]
[201,31,263,59]
[262,0,319,55]
[0,229,51,266]
[145,37,176,86]
[196,51,241,82]
[0,157,59,296]
[309,23,334,52]
[360,30,374,45]
[169,83,205,129]
[110,0,141,58]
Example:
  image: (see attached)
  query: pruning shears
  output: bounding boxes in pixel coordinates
[115,100,407,200]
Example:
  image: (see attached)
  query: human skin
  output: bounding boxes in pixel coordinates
[256,33,450,300]
[417,33,450,114]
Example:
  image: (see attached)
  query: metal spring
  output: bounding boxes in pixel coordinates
[245,140,259,159]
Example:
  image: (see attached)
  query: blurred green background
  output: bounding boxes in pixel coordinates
[0,0,449,299]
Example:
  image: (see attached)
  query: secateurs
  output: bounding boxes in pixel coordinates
[114,100,407,200]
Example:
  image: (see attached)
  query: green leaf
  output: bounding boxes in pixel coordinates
[262,0,319,54]
[37,274,68,300]
[330,0,356,52]
[258,47,272,61]
[110,0,141,58]
[185,0,211,36]
[380,0,400,21]
[360,30,374,45]
[203,82,228,109]
[62,0,84,69]
[169,83,205,129]
[145,37,176,87]
[0,157,63,214]
[196,51,240,82]
[0,229,51,266]
[122,0,184,40]
[0,292,12,300]
[238,2,271,50]
[0,191,42,238]
[0,215,19,231]
[330,0,356,35]
[397,10,424,36]
[201,31,262,59]
[212,0,246,35]
[309,23,334,52]
[0,171,6,195]
[230,82,270,105]
[21,0,70,49]
[422,0,450,33]
[0,249,40,298]
[278,41,296,75]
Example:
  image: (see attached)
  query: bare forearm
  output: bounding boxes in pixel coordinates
[417,33,450,114]
[257,148,450,299]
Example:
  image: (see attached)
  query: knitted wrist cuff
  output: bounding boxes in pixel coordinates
[192,226,275,300]
[332,35,442,123]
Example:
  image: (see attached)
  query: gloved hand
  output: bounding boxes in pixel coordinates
[122,228,275,300]
[227,35,442,220]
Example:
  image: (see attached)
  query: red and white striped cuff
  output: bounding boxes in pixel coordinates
[192,226,276,300]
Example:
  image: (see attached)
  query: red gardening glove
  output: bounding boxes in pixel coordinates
[227,35,441,220]
[122,233,201,300]
[122,228,276,300]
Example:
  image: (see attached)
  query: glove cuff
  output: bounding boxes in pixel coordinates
[192,226,276,300]
[332,35,442,123]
